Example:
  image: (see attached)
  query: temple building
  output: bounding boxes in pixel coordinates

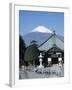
[38,31,64,66]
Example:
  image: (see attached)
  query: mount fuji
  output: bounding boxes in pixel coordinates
[23,26,64,47]
[31,26,52,33]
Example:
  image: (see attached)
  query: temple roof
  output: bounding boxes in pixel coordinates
[38,32,64,51]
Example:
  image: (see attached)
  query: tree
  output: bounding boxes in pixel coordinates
[30,40,38,46]
[24,41,39,66]
[19,35,26,67]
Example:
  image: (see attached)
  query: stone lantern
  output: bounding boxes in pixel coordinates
[37,53,44,68]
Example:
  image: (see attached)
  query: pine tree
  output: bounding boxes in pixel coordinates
[19,35,26,67]
[24,41,39,66]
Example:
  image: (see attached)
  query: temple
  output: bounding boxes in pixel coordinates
[35,30,64,66]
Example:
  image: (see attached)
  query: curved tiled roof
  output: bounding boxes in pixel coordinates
[38,32,64,51]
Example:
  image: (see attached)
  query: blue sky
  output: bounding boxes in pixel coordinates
[19,10,64,36]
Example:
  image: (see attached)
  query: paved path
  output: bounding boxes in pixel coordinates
[19,64,64,79]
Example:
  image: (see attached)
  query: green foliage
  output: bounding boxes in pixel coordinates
[19,35,26,66]
[24,44,39,65]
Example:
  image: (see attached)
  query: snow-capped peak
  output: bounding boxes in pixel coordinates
[31,26,52,33]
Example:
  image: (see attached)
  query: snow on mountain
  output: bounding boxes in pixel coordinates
[31,26,52,33]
